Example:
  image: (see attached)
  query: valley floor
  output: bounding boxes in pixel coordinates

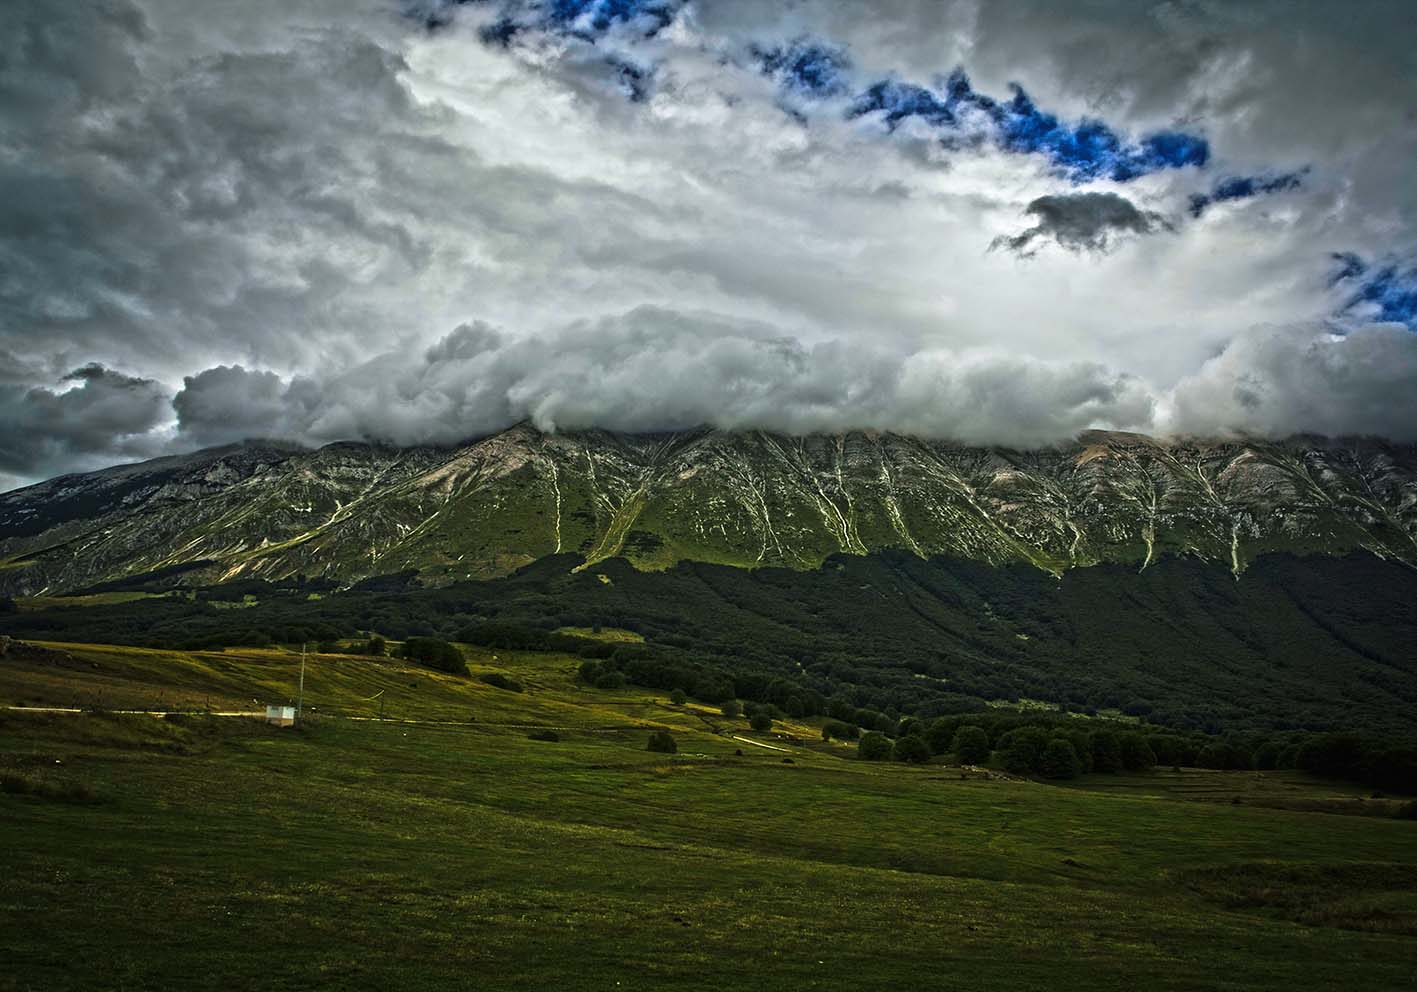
[2,643,1415,990]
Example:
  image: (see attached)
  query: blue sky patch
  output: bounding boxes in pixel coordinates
[407,0,680,41]
[1189,170,1306,217]
[1332,254,1417,327]
[847,69,1208,183]
[757,40,851,98]
[849,80,955,128]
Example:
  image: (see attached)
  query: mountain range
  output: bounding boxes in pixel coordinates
[2,424,1416,597]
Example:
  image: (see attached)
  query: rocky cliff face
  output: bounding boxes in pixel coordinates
[2,425,1415,595]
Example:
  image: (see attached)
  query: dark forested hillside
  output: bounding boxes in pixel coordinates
[6,551,1416,737]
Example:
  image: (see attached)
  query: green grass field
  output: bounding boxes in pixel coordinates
[2,642,1415,990]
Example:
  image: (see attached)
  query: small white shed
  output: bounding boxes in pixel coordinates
[266,705,296,727]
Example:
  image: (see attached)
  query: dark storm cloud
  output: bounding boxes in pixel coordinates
[3,0,1417,489]
[0,365,169,479]
[0,0,466,377]
[991,193,1170,257]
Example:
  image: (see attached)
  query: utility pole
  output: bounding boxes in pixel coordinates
[297,642,307,718]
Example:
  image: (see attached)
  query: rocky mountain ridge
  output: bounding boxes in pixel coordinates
[2,424,1415,595]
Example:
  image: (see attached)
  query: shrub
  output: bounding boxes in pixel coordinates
[951,726,991,764]
[749,713,773,733]
[646,730,677,754]
[528,729,560,743]
[892,735,931,764]
[480,672,524,693]
[669,688,687,705]
[1038,738,1082,780]
[720,700,742,718]
[858,732,893,762]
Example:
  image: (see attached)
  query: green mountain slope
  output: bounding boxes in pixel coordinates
[2,425,1416,595]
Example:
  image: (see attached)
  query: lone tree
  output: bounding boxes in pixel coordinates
[951,725,991,764]
[892,735,931,764]
[647,730,678,754]
[720,700,742,718]
[858,732,893,762]
[669,688,687,705]
[750,712,773,733]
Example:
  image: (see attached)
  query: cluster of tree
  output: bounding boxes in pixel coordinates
[459,622,619,657]
[1287,733,1417,794]
[400,637,468,676]
[844,711,1417,792]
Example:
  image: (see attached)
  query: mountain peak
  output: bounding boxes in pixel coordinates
[1,425,1414,595]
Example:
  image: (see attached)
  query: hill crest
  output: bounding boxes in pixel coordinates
[2,425,1415,595]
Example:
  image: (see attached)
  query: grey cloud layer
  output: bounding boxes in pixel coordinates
[0,365,169,483]
[1167,324,1417,441]
[172,308,1156,449]
[2,0,1416,489]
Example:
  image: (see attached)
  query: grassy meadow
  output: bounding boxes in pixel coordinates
[2,641,1415,990]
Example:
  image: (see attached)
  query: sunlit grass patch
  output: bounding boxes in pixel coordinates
[554,626,644,643]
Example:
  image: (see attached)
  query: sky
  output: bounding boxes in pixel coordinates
[3,0,1417,490]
